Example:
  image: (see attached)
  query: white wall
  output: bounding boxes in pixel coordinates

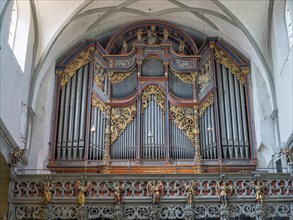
[271,0,293,146]
[0,1,35,151]
[26,64,55,171]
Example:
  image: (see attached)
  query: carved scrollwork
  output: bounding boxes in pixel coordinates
[199,93,214,117]
[169,105,197,142]
[110,103,137,144]
[91,95,107,112]
[170,69,197,84]
[109,68,136,84]
[57,48,91,88]
[215,47,248,85]
[141,85,165,112]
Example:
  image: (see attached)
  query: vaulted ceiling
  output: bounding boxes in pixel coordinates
[25,0,279,110]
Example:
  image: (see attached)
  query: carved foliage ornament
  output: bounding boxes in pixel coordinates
[110,103,137,144]
[170,105,198,142]
[109,68,136,84]
[170,69,197,84]
[215,47,248,85]
[91,95,107,113]
[141,85,165,112]
[199,93,214,117]
[57,48,91,88]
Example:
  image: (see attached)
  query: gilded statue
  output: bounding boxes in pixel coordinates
[282,147,293,163]
[147,26,159,45]
[75,181,92,207]
[122,40,128,53]
[147,180,163,206]
[163,29,169,41]
[11,147,25,165]
[137,29,143,41]
[217,181,233,206]
[253,180,266,205]
[113,182,125,205]
[43,181,54,206]
[178,41,185,53]
[180,180,198,206]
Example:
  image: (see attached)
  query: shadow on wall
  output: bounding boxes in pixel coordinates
[0,153,9,219]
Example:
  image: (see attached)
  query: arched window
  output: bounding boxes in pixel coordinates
[286,2,293,48]
[8,0,17,49]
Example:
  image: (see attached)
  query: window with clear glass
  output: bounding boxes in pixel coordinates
[8,1,17,49]
[286,6,293,48]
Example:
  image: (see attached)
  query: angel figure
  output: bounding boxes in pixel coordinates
[122,40,128,53]
[147,180,163,206]
[217,181,233,206]
[43,181,54,206]
[178,41,185,53]
[11,147,25,165]
[75,181,92,207]
[180,180,198,206]
[113,182,125,205]
[253,180,266,205]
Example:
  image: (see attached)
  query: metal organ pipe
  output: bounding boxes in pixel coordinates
[110,117,136,159]
[214,63,250,160]
[55,65,89,160]
[228,70,239,159]
[170,120,194,160]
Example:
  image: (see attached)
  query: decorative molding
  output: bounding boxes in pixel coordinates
[141,84,165,112]
[170,69,196,84]
[199,93,214,117]
[110,103,137,144]
[109,68,136,84]
[91,95,107,113]
[214,47,248,85]
[169,105,197,142]
[57,48,91,88]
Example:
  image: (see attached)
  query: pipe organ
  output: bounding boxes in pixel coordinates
[50,21,255,173]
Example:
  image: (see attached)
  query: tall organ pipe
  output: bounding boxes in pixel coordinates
[56,65,89,160]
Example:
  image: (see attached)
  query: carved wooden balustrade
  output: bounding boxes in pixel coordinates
[10,173,293,219]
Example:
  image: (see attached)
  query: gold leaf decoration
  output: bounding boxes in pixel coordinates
[170,105,197,142]
[91,95,107,113]
[141,84,165,112]
[169,69,195,84]
[214,47,248,85]
[110,103,137,144]
[109,68,136,84]
[199,93,214,117]
[57,48,91,88]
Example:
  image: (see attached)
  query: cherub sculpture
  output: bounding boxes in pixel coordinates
[253,180,266,205]
[113,182,125,205]
[217,181,233,206]
[75,181,92,207]
[180,180,198,206]
[147,180,163,206]
[43,181,54,206]
[11,147,25,165]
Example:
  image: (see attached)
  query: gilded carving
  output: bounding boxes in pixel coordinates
[91,95,107,112]
[94,63,104,90]
[169,105,196,142]
[215,47,248,85]
[170,69,195,84]
[58,48,91,88]
[141,85,165,112]
[109,69,136,84]
[199,93,214,117]
[110,103,137,144]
